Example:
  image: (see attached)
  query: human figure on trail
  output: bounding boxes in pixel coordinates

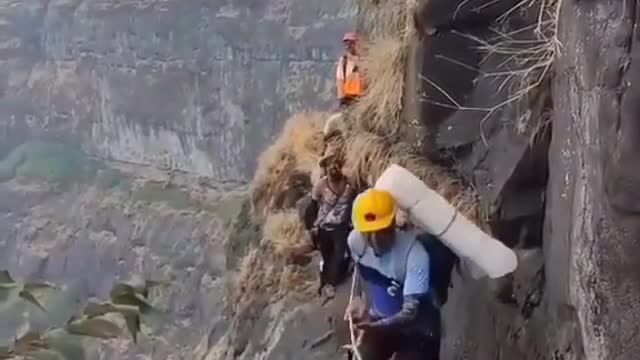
[318,113,346,179]
[310,156,356,298]
[344,189,442,360]
[336,32,363,109]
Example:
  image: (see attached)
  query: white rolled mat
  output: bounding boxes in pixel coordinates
[374,164,518,279]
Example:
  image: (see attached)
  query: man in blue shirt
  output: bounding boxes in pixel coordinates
[345,188,441,360]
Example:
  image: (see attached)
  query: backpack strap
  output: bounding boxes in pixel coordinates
[353,234,367,262]
[396,232,418,286]
[400,233,443,308]
[342,54,348,79]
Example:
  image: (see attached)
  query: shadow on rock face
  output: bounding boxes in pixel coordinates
[419,31,481,129]
[225,198,261,269]
[414,0,523,35]
[603,56,640,214]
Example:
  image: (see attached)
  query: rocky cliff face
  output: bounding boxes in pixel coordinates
[0,0,354,182]
[0,151,242,358]
[0,146,346,359]
[410,0,640,359]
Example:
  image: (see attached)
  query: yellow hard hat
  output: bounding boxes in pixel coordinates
[352,189,396,233]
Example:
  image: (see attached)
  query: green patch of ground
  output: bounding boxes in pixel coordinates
[131,182,196,210]
[131,181,247,216]
[0,141,99,188]
[201,193,246,224]
[95,168,131,192]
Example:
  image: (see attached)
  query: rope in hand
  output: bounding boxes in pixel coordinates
[344,266,364,360]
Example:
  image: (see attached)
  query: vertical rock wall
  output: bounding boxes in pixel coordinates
[550,0,640,358]
[409,0,640,359]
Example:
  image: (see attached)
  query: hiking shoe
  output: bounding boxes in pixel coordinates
[323,285,336,299]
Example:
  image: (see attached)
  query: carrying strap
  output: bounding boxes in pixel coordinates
[353,231,418,287]
[342,55,359,80]
[342,55,348,79]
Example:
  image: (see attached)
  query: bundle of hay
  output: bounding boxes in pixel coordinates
[229,244,315,311]
[262,210,313,260]
[250,111,329,219]
[349,37,407,135]
[343,131,481,224]
[358,0,409,39]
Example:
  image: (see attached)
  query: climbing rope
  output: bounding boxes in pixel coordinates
[345,266,364,360]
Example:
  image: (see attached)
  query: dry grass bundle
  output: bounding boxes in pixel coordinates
[229,246,315,312]
[358,0,409,39]
[251,111,329,219]
[282,112,328,172]
[261,210,311,258]
[343,132,394,188]
[350,38,407,135]
[343,131,483,224]
[277,265,315,301]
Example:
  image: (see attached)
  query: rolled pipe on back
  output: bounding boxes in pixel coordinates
[374,164,518,279]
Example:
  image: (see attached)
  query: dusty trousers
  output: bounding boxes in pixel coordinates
[355,330,440,360]
[315,224,351,290]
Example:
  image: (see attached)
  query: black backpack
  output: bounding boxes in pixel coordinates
[352,230,459,307]
[416,233,458,306]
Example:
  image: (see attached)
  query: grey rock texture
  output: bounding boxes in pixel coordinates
[549,0,640,357]
[409,0,640,359]
[0,0,355,183]
[0,154,344,359]
[0,159,239,358]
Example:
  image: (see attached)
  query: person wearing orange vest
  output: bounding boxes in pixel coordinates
[336,32,363,108]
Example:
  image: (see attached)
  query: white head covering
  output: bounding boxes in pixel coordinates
[323,113,345,137]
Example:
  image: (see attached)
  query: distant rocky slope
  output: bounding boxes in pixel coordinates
[0,141,346,359]
[0,0,355,182]
[2,0,640,359]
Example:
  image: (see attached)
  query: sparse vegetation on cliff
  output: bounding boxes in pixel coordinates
[0,271,164,360]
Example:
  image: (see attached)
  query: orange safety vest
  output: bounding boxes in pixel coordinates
[341,55,363,98]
